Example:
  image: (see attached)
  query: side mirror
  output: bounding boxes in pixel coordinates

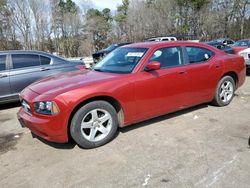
[145,61,161,71]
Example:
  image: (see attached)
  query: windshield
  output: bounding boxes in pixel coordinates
[214,39,224,43]
[93,47,148,74]
[233,40,250,47]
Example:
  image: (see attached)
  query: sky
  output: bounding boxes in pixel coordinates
[74,0,123,11]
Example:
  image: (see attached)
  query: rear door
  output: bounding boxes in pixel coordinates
[9,53,43,94]
[0,54,11,99]
[184,46,222,105]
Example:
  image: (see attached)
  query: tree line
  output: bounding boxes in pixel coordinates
[0,0,250,57]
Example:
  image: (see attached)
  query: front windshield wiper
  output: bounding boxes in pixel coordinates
[93,68,104,72]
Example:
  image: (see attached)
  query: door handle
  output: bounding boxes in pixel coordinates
[215,65,220,68]
[40,67,50,71]
[178,71,187,75]
[0,74,8,78]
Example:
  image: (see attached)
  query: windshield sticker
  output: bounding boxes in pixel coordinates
[127,52,144,57]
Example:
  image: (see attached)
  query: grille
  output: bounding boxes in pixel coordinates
[22,100,32,115]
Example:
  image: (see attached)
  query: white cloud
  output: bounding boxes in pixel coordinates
[92,0,122,10]
[74,0,122,11]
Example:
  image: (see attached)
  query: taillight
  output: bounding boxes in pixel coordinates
[76,65,86,70]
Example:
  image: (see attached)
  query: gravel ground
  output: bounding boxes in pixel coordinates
[0,76,250,188]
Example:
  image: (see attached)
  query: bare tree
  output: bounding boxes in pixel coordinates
[8,0,32,49]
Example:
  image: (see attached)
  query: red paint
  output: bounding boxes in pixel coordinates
[76,65,86,70]
[232,46,248,55]
[17,41,246,143]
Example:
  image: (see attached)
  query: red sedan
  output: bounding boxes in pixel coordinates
[17,41,246,148]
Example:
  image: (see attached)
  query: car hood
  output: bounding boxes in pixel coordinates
[239,47,250,53]
[28,70,123,96]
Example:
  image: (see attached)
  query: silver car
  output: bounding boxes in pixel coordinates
[0,50,84,104]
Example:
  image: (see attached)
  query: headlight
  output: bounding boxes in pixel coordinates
[240,52,248,59]
[34,101,60,115]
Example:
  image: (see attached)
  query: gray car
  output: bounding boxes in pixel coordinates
[0,50,84,104]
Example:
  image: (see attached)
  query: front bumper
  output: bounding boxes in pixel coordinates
[17,109,68,143]
[17,88,69,143]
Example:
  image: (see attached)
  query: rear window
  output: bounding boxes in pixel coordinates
[186,47,214,64]
[227,40,234,45]
[216,45,225,50]
[40,55,51,65]
[0,55,6,71]
[12,54,40,69]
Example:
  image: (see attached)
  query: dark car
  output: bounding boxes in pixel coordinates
[0,50,85,104]
[92,42,131,63]
[206,41,234,54]
[212,38,235,46]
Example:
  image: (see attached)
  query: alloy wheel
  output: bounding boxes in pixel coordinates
[80,109,112,142]
[219,81,234,103]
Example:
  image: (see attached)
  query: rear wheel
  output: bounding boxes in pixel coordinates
[70,101,118,149]
[212,76,235,106]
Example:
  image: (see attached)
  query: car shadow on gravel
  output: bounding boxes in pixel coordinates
[23,104,208,150]
[120,104,209,133]
[32,134,77,150]
[0,102,20,111]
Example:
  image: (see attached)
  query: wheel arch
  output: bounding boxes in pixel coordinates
[67,95,125,140]
[221,71,238,88]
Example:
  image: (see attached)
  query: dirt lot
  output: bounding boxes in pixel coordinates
[0,77,250,188]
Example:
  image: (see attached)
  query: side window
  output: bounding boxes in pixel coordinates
[217,45,225,50]
[40,55,51,65]
[0,55,6,71]
[162,38,169,41]
[149,47,183,68]
[12,54,40,69]
[186,47,214,64]
[53,57,68,64]
[227,40,234,45]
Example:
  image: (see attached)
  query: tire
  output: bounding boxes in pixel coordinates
[247,68,250,75]
[212,76,236,106]
[70,101,118,149]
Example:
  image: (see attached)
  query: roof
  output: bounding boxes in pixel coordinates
[0,50,52,55]
[124,41,210,49]
[0,50,66,60]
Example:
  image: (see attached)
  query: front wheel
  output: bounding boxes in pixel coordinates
[70,101,118,149]
[212,76,236,106]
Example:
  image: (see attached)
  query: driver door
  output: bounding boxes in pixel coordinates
[134,46,188,120]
